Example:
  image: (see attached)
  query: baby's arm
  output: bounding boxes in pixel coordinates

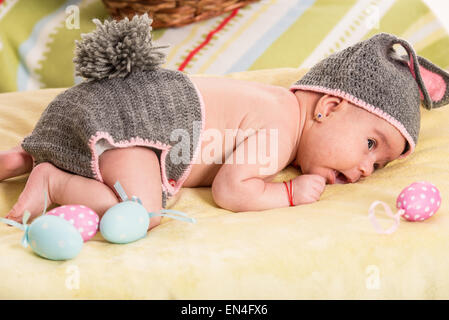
[212,128,326,212]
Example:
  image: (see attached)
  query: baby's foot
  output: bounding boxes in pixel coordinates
[0,146,33,181]
[5,162,56,223]
[148,215,161,231]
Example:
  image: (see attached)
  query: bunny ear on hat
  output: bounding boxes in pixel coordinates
[393,37,449,110]
[414,55,449,109]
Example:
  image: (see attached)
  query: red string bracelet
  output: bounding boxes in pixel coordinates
[283,180,294,207]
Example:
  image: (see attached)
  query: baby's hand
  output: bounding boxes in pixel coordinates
[291,174,326,205]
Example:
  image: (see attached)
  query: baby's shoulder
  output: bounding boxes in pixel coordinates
[243,86,299,159]
[250,85,299,133]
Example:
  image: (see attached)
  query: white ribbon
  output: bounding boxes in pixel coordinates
[368,200,404,234]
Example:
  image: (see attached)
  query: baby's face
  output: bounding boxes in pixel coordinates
[295,92,406,184]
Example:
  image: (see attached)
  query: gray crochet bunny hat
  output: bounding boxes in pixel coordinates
[290,33,449,159]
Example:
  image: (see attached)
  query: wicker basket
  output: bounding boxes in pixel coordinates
[102,0,260,29]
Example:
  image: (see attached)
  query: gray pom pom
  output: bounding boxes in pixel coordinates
[73,14,168,81]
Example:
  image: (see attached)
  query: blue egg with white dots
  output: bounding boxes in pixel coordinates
[100,201,150,244]
[27,215,83,260]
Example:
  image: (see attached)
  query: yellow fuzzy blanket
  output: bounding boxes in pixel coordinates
[1,68,448,299]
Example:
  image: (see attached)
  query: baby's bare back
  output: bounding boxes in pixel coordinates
[183,76,300,187]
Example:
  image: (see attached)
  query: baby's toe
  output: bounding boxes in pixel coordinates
[5,209,22,223]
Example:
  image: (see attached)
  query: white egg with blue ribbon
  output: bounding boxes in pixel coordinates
[27,214,83,260]
[100,200,149,244]
[100,181,196,244]
[0,191,83,261]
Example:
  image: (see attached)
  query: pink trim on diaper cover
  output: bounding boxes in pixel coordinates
[88,132,180,197]
[87,80,206,197]
[178,75,206,191]
[290,85,415,159]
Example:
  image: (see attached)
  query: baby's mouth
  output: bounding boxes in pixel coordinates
[334,170,349,184]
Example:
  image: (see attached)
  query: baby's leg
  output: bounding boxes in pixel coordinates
[0,145,33,181]
[98,146,163,230]
[6,162,119,223]
[6,146,163,230]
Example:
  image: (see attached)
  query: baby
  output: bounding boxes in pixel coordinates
[2,15,449,231]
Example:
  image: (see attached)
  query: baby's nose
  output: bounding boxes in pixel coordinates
[362,167,374,178]
[359,162,375,178]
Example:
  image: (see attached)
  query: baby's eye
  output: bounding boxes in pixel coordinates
[368,138,376,150]
[373,163,380,170]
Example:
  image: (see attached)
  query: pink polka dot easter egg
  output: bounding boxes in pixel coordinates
[47,205,100,241]
[396,181,441,222]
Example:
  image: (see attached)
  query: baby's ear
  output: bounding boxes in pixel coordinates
[414,55,449,109]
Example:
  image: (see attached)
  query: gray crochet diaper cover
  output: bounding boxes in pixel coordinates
[21,68,205,208]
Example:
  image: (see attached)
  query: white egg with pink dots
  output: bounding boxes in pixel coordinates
[47,205,100,241]
[396,181,441,222]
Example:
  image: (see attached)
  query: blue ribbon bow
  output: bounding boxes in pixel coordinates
[0,190,48,248]
[113,181,196,224]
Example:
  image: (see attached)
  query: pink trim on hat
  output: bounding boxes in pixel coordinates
[290,85,415,159]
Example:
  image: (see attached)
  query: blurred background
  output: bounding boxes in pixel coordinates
[0,0,448,93]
